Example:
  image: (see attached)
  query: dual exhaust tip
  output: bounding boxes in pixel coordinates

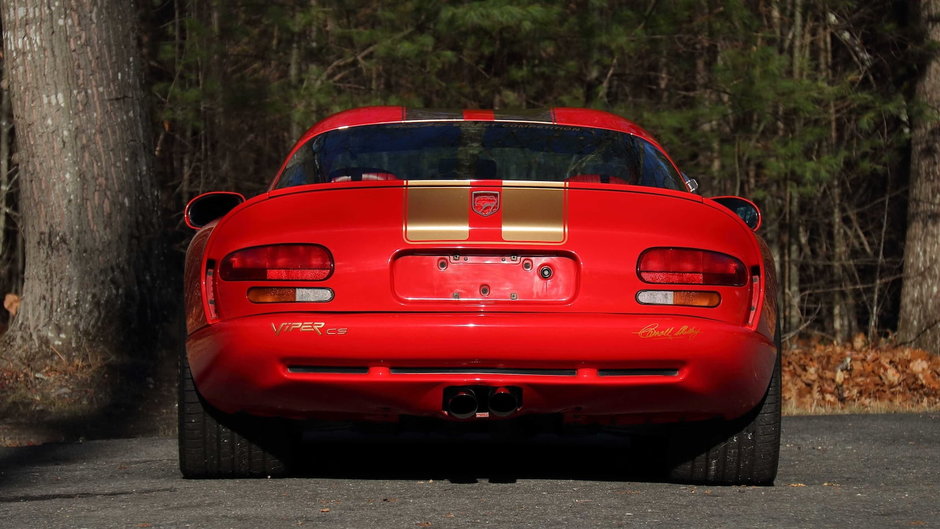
[444,386,522,419]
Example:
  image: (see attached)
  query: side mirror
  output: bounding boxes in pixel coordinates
[709,196,762,231]
[682,173,699,194]
[184,191,245,229]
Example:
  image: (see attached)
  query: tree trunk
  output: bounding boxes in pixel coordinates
[0,55,13,295]
[899,0,940,354]
[0,0,163,366]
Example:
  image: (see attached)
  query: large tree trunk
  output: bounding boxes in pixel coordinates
[899,0,940,354]
[0,0,163,366]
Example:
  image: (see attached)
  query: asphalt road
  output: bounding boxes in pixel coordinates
[0,414,936,529]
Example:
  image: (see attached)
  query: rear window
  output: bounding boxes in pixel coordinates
[275,122,685,191]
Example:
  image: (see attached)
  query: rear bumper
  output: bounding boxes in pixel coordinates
[186,312,776,423]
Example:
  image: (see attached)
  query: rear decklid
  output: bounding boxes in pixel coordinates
[206,181,763,327]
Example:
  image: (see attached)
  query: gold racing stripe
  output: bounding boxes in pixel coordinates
[405,181,566,243]
[405,183,469,241]
[501,185,566,242]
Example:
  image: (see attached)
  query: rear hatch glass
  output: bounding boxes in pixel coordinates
[275,122,684,191]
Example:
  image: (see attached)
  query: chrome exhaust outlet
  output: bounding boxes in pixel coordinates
[445,388,478,419]
[487,386,521,417]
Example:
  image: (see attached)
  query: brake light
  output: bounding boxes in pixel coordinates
[638,248,746,286]
[219,244,333,281]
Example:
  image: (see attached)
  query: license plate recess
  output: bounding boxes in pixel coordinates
[392,253,578,302]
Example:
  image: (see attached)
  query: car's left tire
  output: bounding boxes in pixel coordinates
[178,348,295,478]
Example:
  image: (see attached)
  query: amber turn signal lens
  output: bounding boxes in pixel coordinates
[674,291,721,307]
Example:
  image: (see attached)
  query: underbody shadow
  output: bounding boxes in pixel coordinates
[289,421,669,483]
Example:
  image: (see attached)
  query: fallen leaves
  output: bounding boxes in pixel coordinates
[783,338,940,413]
[0,293,17,336]
[3,293,20,317]
[0,354,106,434]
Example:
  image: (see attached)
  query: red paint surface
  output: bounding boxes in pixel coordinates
[187,312,775,422]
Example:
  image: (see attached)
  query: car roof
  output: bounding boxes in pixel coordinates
[293,106,663,146]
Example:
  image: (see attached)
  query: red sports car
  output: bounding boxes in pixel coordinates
[180,107,780,484]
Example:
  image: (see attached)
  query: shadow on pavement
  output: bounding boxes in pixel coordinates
[289,424,669,483]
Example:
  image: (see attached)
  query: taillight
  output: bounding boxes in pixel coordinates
[204,264,219,319]
[219,244,333,281]
[637,290,721,307]
[638,248,746,286]
[247,287,334,303]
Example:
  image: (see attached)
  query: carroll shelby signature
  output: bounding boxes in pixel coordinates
[633,323,702,340]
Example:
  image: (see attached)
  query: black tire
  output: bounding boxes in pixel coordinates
[665,350,781,485]
[178,348,294,478]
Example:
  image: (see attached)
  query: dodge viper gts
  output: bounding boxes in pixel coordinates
[180,107,780,484]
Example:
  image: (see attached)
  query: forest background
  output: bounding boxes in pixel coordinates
[0,0,938,435]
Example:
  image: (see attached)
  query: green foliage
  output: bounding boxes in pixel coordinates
[149,0,916,338]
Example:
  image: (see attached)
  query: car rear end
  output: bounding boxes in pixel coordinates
[180,108,780,483]
[186,180,776,425]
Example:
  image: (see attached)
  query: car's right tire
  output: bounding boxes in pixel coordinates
[178,348,294,478]
[665,350,781,485]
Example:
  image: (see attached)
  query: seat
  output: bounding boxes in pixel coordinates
[566,174,630,185]
[328,167,398,182]
[435,158,498,180]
